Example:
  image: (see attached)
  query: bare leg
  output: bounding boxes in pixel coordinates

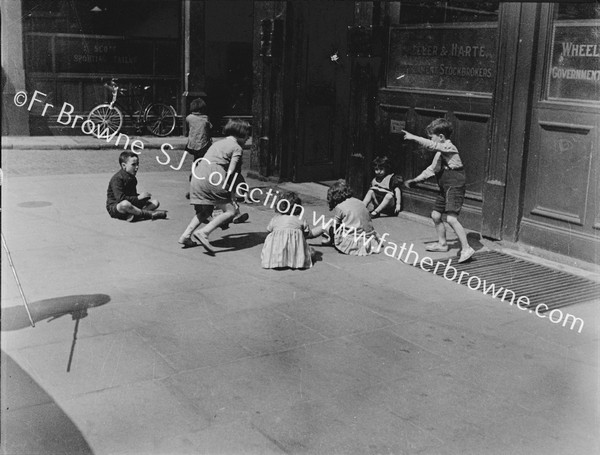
[143,199,160,211]
[432,210,447,246]
[179,216,202,243]
[116,200,144,216]
[447,213,475,262]
[198,203,236,236]
[372,193,394,216]
[362,190,374,207]
[194,204,236,254]
[179,205,213,245]
[446,214,469,250]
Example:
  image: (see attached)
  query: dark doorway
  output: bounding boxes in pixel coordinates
[292,2,354,182]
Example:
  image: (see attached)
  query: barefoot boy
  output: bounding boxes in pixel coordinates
[106,151,167,222]
[402,118,474,263]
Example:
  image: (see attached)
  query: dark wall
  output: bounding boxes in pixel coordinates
[204,0,254,129]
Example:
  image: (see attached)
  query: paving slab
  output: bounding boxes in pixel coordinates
[1,145,599,454]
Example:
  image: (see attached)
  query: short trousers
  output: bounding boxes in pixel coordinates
[433,185,465,214]
[433,168,466,215]
[106,199,147,220]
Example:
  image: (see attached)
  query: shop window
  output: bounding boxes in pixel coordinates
[546,3,600,103]
[387,1,499,94]
[22,0,179,38]
[397,1,498,24]
[22,0,179,77]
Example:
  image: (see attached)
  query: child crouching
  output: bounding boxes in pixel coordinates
[312,179,380,256]
[261,192,314,269]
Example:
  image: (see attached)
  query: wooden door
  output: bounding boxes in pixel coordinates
[292,2,354,182]
[519,4,600,262]
[377,2,501,231]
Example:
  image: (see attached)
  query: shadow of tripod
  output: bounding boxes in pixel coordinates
[48,307,89,372]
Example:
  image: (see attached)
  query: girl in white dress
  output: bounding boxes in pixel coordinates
[261,192,314,269]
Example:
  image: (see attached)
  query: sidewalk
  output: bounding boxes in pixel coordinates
[1,142,599,454]
[3,135,597,277]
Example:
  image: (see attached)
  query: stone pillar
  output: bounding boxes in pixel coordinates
[346,2,381,197]
[2,0,30,135]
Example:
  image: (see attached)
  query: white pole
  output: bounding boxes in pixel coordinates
[1,233,35,327]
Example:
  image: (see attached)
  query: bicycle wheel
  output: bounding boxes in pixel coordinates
[87,104,123,138]
[144,103,177,137]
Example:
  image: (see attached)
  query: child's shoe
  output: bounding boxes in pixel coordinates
[425,242,449,252]
[193,231,215,255]
[458,246,475,263]
[178,236,197,248]
[233,212,249,224]
[130,210,153,222]
[151,210,168,220]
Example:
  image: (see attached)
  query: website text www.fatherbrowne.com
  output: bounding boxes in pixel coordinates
[309,213,585,334]
[13,90,585,333]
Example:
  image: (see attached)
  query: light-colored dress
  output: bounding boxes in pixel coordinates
[190,136,241,205]
[333,197,380,256]
[261,215,313,269]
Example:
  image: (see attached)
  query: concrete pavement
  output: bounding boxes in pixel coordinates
[1,142,599,454]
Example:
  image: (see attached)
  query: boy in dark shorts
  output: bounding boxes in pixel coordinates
[402,118,475,263]
[106,151,167,222]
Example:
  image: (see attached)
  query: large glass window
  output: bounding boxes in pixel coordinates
[22,0,180,76]
[546,3,600,103]
[387,1,499,94]
[22,0,179,38]
[397,1,498,24]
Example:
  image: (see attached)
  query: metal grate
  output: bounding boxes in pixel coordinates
[416,250,600,312]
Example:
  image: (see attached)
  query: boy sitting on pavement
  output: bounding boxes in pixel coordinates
[402,118,475,263]
[106,151,167,222]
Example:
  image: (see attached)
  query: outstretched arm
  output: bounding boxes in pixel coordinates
[404,152,442,188]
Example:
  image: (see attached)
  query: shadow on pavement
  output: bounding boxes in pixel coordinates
[1,351,94,455]
[210,231,268,252]
[1,294,111,332]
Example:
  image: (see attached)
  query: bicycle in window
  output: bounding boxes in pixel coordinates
[87,78,177,138]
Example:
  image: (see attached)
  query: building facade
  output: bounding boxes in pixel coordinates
[252,1,600,264]
[2,1,599,263]
[1,0,253,135]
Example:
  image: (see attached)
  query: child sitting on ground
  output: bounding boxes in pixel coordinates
[106,151,167,222]
[362,156,403,217]
[261,191,314,269]
[402,118,474,263]
[312,179,380,256]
